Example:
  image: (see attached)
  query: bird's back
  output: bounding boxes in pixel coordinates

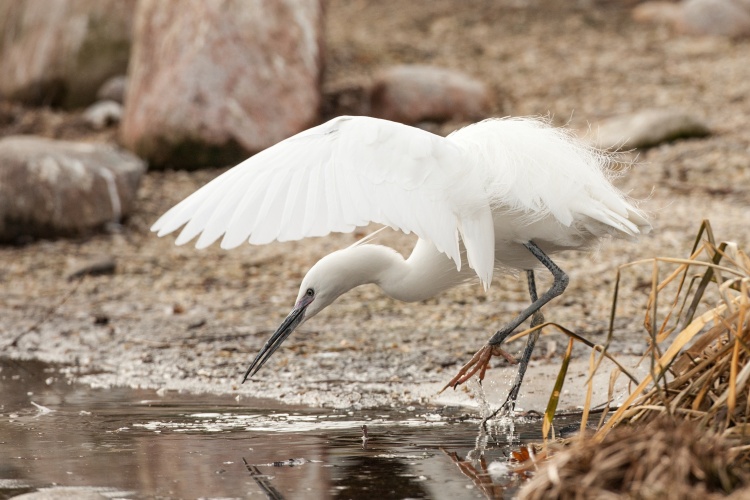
[447,118,649,270]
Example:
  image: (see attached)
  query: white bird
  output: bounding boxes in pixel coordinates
[152,115,650,413]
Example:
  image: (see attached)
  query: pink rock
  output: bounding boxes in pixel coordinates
[121,0,324,169]
[0,0,136,108]
[369,65,492,125]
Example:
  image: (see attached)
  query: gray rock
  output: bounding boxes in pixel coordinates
[634,0,750,37]
[66,255,116,281]
[82,100,122,130]
[0,0,136,108]
[370,65,492,125]
[678,0,750,37]
[96,75,127,104]
[0,136,146,242]
[593,109,710,150]
[120,0,324,170]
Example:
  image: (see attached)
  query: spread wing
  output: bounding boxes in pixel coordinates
[151,115,496,286]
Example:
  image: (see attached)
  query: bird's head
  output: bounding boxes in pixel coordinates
[294,252,356,318]
[241,249,371,382]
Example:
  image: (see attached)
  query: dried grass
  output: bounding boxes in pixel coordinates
[519,419,750,500]
[519,220,750,498]
[594,220,750,438]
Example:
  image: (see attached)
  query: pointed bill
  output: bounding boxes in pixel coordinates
[242,294,314,382]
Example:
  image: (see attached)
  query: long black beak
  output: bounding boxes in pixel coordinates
[242,298,311,383]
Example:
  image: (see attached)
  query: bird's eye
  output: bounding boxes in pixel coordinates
[306,288,314,297]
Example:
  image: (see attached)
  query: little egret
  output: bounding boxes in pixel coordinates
[152,115,650,412]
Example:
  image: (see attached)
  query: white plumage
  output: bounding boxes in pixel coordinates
[152,115,650,401]
[153,115,648,286]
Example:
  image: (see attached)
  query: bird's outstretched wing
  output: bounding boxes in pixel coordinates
[151,116,496,285]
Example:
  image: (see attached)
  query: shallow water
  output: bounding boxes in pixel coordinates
[0,359,566,499]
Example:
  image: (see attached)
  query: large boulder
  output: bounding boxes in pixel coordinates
[0,0,136,108]
[369,65,492,125]
[120,0,325,170]
[0,136,146,242]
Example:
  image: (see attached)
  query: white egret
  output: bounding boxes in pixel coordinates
[152,115,650,412]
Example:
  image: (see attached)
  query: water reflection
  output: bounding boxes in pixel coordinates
[0,358,552,499]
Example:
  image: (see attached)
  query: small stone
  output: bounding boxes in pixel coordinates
[96,75,127,104]
[0,136,146,242]
[370,65,492,125]
[678,0,750,37]
[634,0,750,38]
[92,313,110,325]
[592,109,710,150]
[632,2,683,25]
[67,256,117,281]
[83,100,123,130]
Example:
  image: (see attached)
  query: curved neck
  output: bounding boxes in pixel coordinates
[337,240,470,303]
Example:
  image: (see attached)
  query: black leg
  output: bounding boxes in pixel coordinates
[500,270,545,414]
[487,241,567,346]
[442,241,568,399]
[484,241,567,420]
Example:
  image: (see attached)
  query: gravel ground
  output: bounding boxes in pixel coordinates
[2,1,749,410]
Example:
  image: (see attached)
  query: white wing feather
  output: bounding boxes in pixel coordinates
[152,116,495,284]
[153,115,650,289]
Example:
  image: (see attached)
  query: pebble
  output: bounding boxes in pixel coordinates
[96,75,128,104]
[82,101,122,130]
[633,0,750,37]
[66,256,117,281]
[679,0,750,37]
